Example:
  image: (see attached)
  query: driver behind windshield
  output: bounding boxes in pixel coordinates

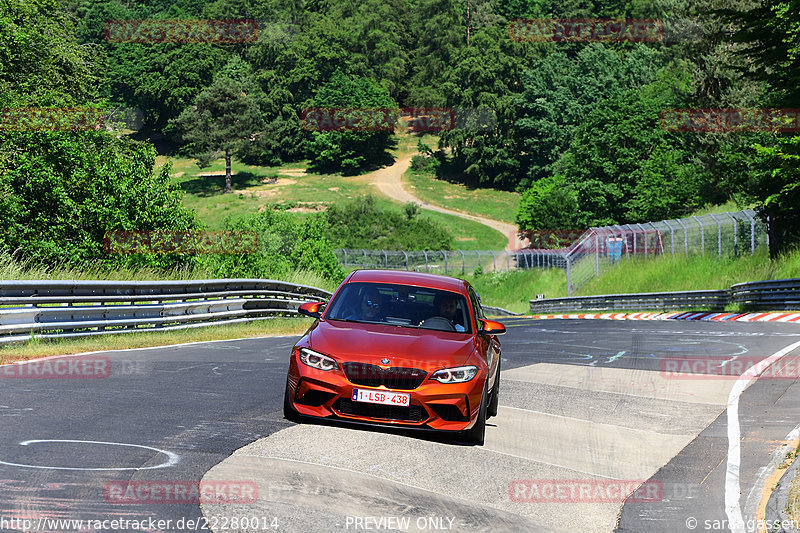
[433,293,466,332]
[343,286,383,322]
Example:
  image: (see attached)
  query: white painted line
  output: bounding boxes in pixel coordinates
[725,340,800,533]
[0,439,180,471]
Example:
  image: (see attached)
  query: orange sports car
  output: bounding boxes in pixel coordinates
[283,269,505,445]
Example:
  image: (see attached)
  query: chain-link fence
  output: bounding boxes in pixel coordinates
[334,209,768,295]
[562,210,767,294]
[334,249,533,274]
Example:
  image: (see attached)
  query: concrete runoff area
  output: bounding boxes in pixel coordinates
[204,321,800,533]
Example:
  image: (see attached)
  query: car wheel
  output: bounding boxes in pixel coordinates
[487,358,500,419]
[283,378,301,422]
[464,378,488,445]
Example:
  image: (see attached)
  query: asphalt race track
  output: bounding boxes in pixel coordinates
[2,319,800,533]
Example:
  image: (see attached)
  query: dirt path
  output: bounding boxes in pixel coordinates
[369,155,525,251]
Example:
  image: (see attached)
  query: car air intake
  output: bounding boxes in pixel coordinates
[342,363,427,390]
[333,398,427,422]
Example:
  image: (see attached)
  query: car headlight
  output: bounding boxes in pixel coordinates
[298,348,338,371]
[429,365,478,383]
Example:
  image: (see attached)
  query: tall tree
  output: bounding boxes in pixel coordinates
[170,56,265,193]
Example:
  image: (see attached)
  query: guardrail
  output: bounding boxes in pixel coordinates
[0,279,331,345]
[731,279,800,311]
[529,289,731,313]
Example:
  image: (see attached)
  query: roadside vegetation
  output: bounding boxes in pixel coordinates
[464,246,800,314]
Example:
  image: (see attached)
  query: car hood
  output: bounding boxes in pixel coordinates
[308,319,477,371]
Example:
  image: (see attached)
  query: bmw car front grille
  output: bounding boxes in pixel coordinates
[333,398,427,422]
[342,363,427,390]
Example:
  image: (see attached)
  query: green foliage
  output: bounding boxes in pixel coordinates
[324,196,453,250]
[1,0,107,106]
[201,210,345,281]
[306,71,398,174]
[547,70,708,226]
[169,56,265,192]
[0,131,198,269]
[515,174,579,231]
[516,44,662,188]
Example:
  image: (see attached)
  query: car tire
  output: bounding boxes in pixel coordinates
[487,358,500,419]
[283,378,301,422]
[464,379,488,445]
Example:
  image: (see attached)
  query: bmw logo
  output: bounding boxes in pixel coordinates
[380,358,391,365]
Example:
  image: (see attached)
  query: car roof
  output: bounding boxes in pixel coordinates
[347,270,469,294]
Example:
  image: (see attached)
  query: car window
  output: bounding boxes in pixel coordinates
[467,286,485,327]
[325,282,471,333]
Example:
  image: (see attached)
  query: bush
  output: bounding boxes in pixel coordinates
[201,210,345,281]
[0,130,199,270]
[324,195,453,250]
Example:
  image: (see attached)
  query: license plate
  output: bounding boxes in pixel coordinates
[352,388,410,407]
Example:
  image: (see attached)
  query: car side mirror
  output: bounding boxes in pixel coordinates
[478,319,506,335]
[298,301,323,319]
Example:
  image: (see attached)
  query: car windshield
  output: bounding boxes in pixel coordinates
[325,282,472,333]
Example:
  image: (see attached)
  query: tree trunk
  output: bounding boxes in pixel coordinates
[466,0,471,47]
[225,150,232,193]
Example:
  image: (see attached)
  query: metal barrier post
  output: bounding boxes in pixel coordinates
[344,249,348,268]
[490,250,496,270]
[676,219,688,256]
[745,212,755,253]
[637,223,647,257]
[383,250,388,268]
[693,216,705,255]
[505,250,510,270]
[363,249,367,268]
[460,250,465,274]
[595,232,600,275]
[664,220,675,255]
[476,250,481,269]
[709,213,722,258]
[423,250,428,271]
[566,255,573,296]
[443,251,448,274]
[726,212,738,254]
[403,251,408,271]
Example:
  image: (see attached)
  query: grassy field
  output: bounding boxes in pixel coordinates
[158,134,507,250]
[404,169,521,224]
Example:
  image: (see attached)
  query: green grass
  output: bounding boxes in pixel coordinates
[0,254,339,291]
[455,246,800,314]
[160,153,507,249]
[404,168,520,224]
